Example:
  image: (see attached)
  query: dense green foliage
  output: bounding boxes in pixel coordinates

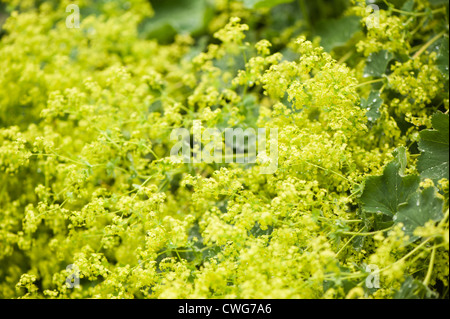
[0,0,448,299]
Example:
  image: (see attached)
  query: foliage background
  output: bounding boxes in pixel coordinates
[0,0,448,299]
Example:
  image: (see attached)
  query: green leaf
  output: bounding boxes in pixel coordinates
[141,0,209,41]
[361,91,383,122]
[401,0,415,12]
[352,235,365,252]
[395,187,444,242]
[393,146,408,176]
[435,37,449,81]
[363,50,394,78]
[243,0,294,9]
[417,112,449,182]
[429,0,449,6]
[360,162,420,217]
[394,276,439,299]
[323,265,358,294]
[363,211,395,231]
[315,16,361,52]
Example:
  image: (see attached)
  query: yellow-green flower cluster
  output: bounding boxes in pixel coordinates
[0,0,448,299]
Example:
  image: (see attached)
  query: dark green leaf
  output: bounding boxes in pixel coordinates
[394,276,439,299]
[361,91,383,122]
[417,112,449,182]
[360,162,420,217]
[363,50,394,78]
[401,0,415,12]
[140,0,208,41]
[395,187,444,242]
[352,235,365,251]
[436,37,449,81]
[429,0,449,6]
[243,0,294,9]
[393,146,408,176]
[315,16,361,52]
[323,265,358,294]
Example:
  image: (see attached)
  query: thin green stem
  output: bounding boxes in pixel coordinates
[337,50,354,65]
[174,249,183,261]
[379,238,432,273]
[410,17,427,36]
[30,153,95,167]
[438,209,449,228]
[131,174,155,199]
[288,160,358,186]
[383,0,446,16]
[423,245,437,286]
[345,188,362,201]
[392,7,446,16]
[316,216,362,224]
[328,237,434,281]
[412,30,446,59]
[353,78,384,88]
[336,226,365,257]
[341,226,393,236]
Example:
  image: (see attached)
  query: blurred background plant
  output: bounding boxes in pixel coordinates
[0,0,448,299]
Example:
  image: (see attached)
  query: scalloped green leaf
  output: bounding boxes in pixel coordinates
[417,112,449,182]
[394,276,439,299]
[401,0,415,12]
[393,146,408,176]
[315,16,361,52]
[360,162,420,217]
[140,0,209,42]
[436,37,449,80]
[361,91,383,122]
[363,50,394,78]
[395,187,444,242]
